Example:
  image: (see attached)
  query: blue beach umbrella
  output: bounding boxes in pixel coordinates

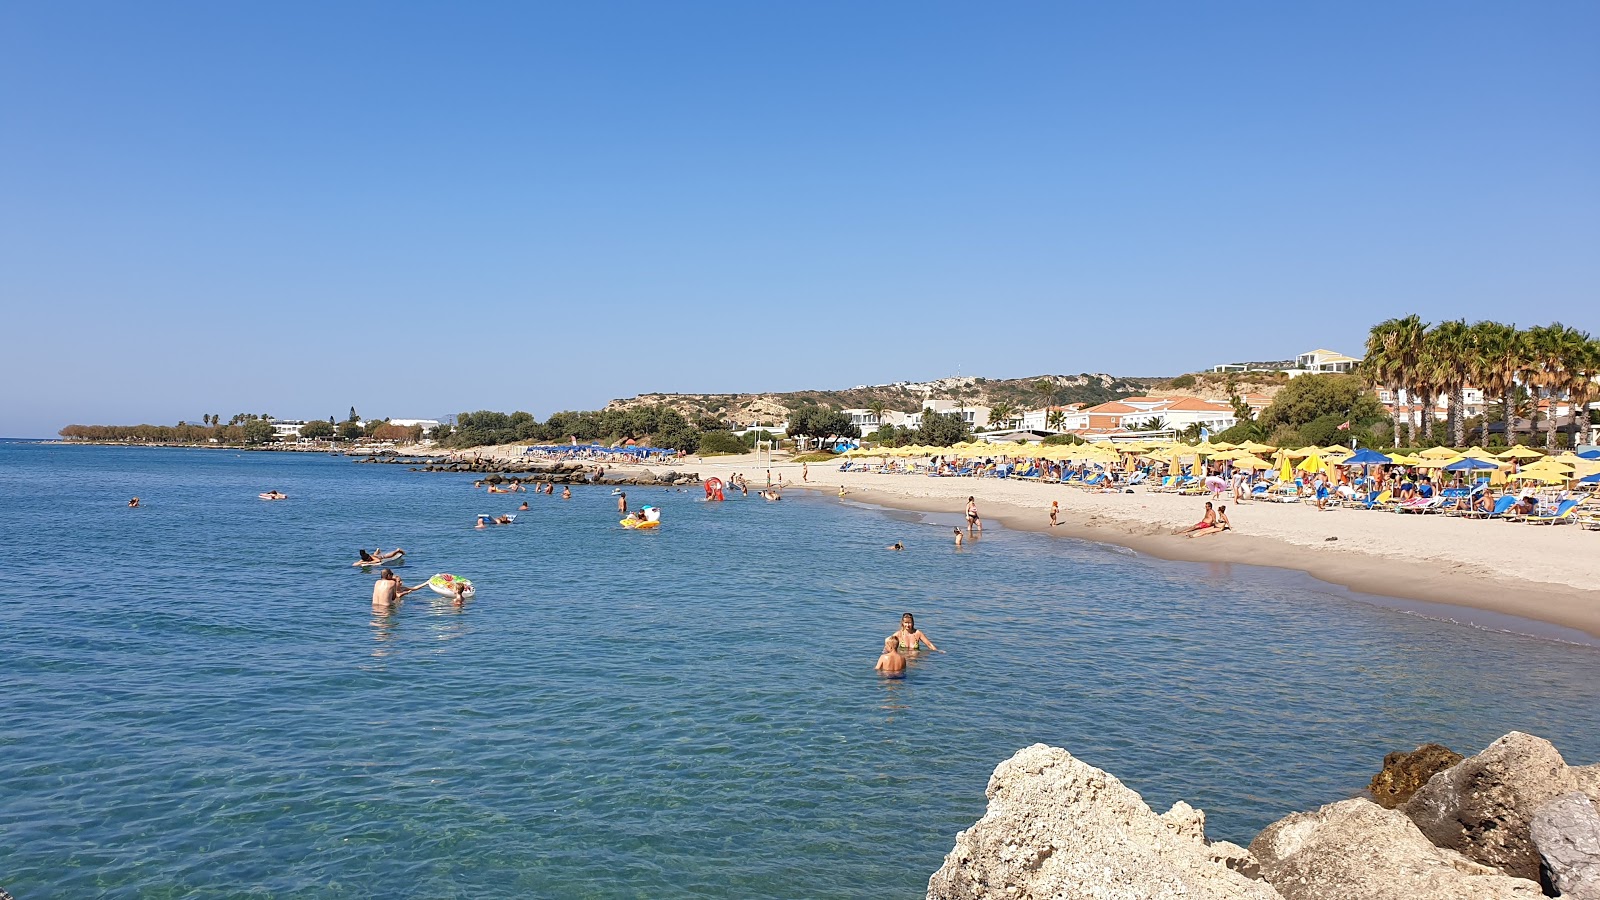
[1341,448,1393,466]
[1581,473,1600,485]
[1443,457,1500,472]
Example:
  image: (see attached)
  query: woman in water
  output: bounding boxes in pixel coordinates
[965,496,981,532]
[892,613,941,653]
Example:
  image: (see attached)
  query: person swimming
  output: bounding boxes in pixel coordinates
[561,486,571,500]
[518,501,529,510]
[886,542,904,551]
[128,497,140,508]
[892,613,940,652]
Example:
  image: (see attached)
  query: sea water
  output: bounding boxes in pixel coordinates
[2,443,1597,898]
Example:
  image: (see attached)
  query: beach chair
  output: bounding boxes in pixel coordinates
[1078,473,1105,489]
[1475,495,1518,520]
[1126,471,1148,487]
[1342,489,1378,509]
[1525,499,1581,525]
[1395,496,1444,514]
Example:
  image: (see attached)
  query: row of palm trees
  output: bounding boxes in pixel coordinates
[1364,317,1599,450]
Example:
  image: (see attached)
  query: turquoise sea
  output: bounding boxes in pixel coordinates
[2,442,1598,898]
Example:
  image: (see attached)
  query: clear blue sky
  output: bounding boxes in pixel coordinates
[2,2,1596,436]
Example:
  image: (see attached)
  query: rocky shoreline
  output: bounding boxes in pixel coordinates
[928,732,1600,899]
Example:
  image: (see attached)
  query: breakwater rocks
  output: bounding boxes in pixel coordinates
[354,456,703,488]
[927,732,1600,900]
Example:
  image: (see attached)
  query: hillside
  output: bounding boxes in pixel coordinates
[605,374,1151,425]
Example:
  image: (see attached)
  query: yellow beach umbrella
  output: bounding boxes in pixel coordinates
[1388,453,1424,466]
[1277,453,1295,482]
[1296,454,1328,473]
[1497,445,1543,460]
[1232,454,1273,470]
[1417,446,1460,459]
[1460,446,1499,461]
[1208,441,1237,450]
[1511,469,1569,484]
[1320,445,1352,456]
[1414,456,1462,470]
[1241,440,1277,454]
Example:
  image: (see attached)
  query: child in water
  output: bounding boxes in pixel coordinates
[874,636,906,674]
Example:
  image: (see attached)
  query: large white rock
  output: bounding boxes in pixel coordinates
[925,744,1282,900]
[1250,797,1543,900]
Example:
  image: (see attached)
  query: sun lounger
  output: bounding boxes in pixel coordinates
[1525,499,1581,525]
[1395,496,1445,514]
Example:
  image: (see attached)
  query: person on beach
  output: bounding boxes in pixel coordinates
[1177,502,1216,535]
[372,569,424,612]
[562,486,571,500]
[838,485,848,497]
[766,470,772,488]
[953,527,964,547]
[1048,500,1059,527]
[128,497,140,508]
[617,492,628,516]
[893,614,941,652]
[875,636,906,674]
[802,462,809,483]
[965,496,982,532]
[1189,505,1231,538]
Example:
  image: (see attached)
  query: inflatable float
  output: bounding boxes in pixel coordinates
[476,514,517,526]
[258,492,287,501]
[621,506,662,529]
[353,550,405,567]
[704,478,725,501]
[428,573,475,599]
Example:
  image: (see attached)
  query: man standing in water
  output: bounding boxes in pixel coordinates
[372,569,423,613]
[874,636,906,674]
[617,492,628,516]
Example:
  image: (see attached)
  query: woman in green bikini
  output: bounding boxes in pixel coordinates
[893,613,941,653]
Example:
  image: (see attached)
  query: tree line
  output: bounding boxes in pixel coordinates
[59,410,424,446]
[1364,317,1599,450]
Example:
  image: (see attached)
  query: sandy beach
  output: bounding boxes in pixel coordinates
[446,444,1600,640]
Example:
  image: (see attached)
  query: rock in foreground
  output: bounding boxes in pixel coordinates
[925,744,1282,900]
[1368,743,1463,809]
[1249,797,1542,900]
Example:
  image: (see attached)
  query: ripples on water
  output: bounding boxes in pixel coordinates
[2,444,1597,898]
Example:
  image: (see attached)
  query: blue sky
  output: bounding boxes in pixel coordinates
[2,2,1596,436]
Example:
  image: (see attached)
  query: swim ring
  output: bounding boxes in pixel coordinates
[428,573,475,598]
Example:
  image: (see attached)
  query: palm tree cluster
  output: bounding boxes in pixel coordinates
[1364,317,1600,450]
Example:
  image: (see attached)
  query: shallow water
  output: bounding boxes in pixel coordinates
[2,443,1597,898]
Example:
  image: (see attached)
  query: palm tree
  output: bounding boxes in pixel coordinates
[1470,321,1525,446]
[1561,334,1600,448]
[1365,318,1414,447]
[866,400,888,431]
[987,401,1017,431]
[1045,409,1065,433]
[1526,323,1586,450]
[1429,319,1472,447]
[1390,315,1428,444]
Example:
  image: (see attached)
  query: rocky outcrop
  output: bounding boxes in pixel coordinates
[1531,792,1600,899]
[1369,743,1463,809]
[1249,798,1542,899]
[925,744,1282,900]
[1400,731,1581,882]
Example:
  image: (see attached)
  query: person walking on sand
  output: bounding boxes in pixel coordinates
[802,462,809,483]
[875,636,906,674]
[1048,500,1059,527]
[966,496,982,532]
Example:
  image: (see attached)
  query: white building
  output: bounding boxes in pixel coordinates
[1211,348,1362,377]
[1376,388,1489,424]
[386,418,443,435]
[270,419,309,439]
[847,400,988,432]
[1057,397,1237,435]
